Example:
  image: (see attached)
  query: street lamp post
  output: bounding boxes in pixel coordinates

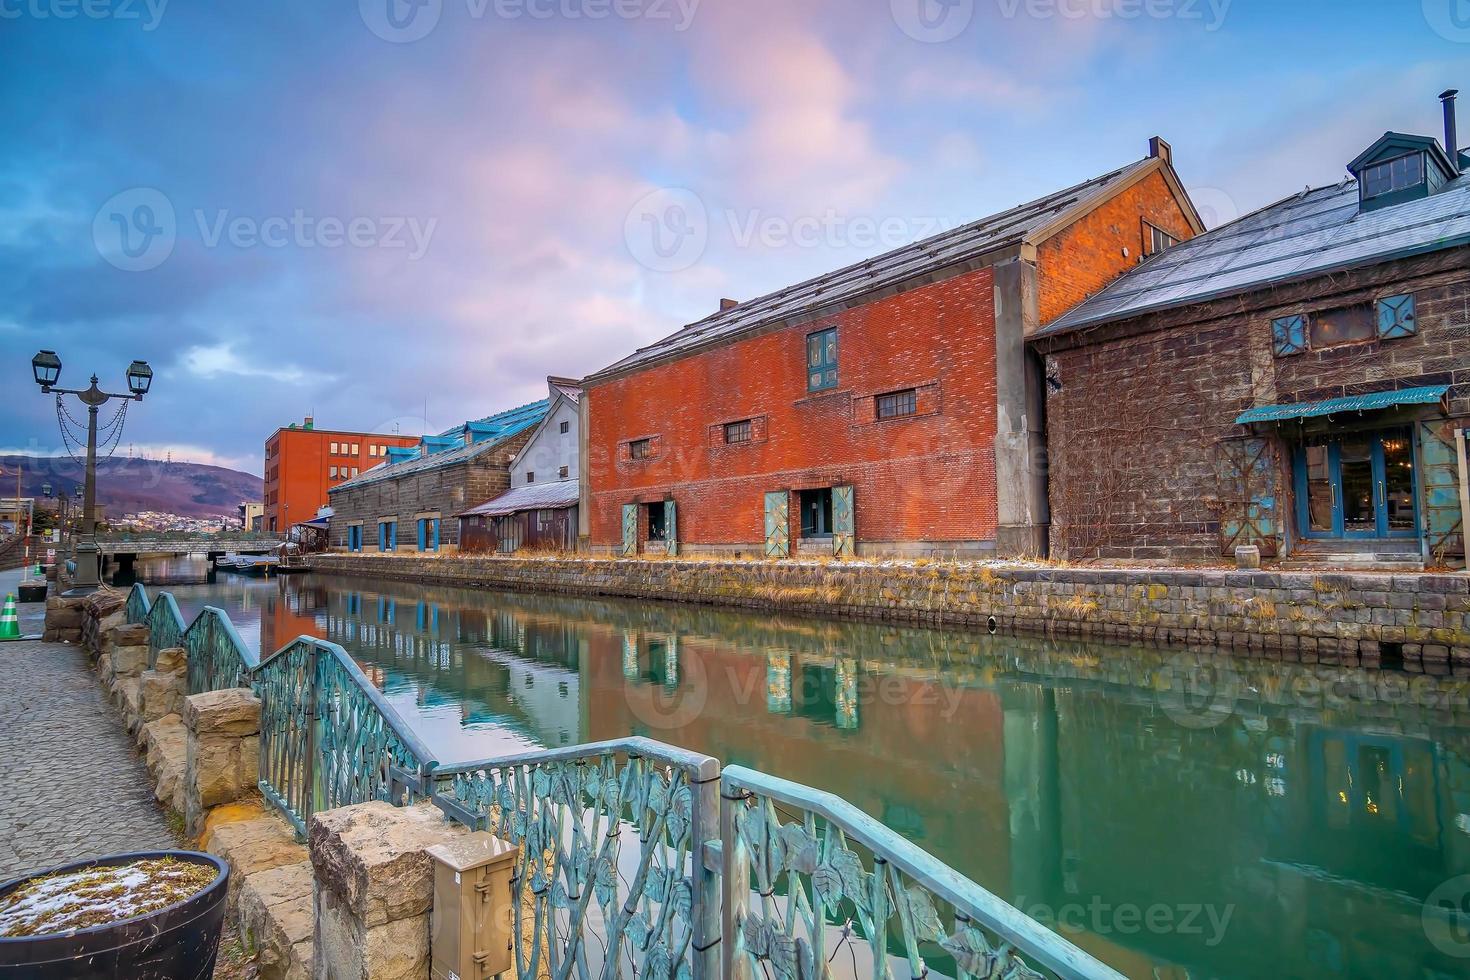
[31,351,152,594]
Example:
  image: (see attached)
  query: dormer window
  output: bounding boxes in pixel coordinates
[1348,130,1457,213]
[1361,153,1424,201]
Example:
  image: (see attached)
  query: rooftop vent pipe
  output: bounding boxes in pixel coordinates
[1442,89,1460,174]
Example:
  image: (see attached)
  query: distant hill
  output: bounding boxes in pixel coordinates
[0,455,262,519]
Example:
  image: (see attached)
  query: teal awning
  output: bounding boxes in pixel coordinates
[1235,385,1450,424]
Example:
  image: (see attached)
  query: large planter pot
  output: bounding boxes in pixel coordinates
[0,850,229,979]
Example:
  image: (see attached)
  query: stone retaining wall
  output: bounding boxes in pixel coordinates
[313,554,1470,666]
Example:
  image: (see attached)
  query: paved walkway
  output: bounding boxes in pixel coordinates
[0,633,175,881]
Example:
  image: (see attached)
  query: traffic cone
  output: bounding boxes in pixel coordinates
[0,594,19,641]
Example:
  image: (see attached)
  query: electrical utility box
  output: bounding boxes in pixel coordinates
[428,832,521,980]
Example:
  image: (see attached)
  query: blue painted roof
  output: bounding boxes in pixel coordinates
[331,398,550,492]
[1039,166,1470,339]
[1234,385,1450,424]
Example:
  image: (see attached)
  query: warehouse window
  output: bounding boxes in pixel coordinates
[1143,221,1179,256]
[629,438,652,460]
[725,419,752,444]
[560,420,570,434]
[807,328,838,392]
[875,389,917,420]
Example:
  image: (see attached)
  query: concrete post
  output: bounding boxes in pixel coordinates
[184,688,262,837]
[992,255,1050,557]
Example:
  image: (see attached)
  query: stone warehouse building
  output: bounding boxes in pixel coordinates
[582,140,1202,559]
[328,399,547,553]
[1033,92,1470,567]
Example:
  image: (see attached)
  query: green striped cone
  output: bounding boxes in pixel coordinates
[0,594,18,640]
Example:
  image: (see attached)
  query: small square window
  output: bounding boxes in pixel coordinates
[629,438,652,460]
[1377,294,1417,339]
[329,466,338,478]
[559,465,569,478]
[351,443,359,455]
[330,442,339,454]
[526,472,535,483]
[807,327,838,392]
[724,420,752,444]
[560,420,570,434]
[1271,315,1307,357]
[876,389,917,420]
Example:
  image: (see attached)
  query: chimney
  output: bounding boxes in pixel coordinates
[1148,136,1172,165]
[720,298,739,312]
[1441,89,1460,174]
[304,415,314,430]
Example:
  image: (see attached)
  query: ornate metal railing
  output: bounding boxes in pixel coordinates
[720,767,1115,980]
[254,637,437,836]
[121,585,1121,980]
[431,738,723,980]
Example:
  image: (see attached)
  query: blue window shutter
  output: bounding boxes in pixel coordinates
[1377,294,1416,339]
[1272,315,1307,356]
[664,500,678,557]
[432,518,440,551]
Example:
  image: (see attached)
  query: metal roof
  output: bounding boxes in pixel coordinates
[1234,385,1450,424]
[1038,168,1470,340]
[588,156,1168,381]
[459,479,579,518]
[331,399,549,493]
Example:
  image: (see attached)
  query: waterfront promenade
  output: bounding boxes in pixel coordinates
[0,569,172,881]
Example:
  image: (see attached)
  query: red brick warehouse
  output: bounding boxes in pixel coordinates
[581,140,1201,559]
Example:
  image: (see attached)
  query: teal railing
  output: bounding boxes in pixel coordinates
[125,583,1120,980]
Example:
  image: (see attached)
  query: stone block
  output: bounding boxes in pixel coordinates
[154,646,188,676]
[184,688,263,836]
[139,668,186,723]
[111,643,151,680]
[186,688,262,739]
[143,714,188,813]
[309,800,471,980]
[204,814,308,897]
[237,861,315,980]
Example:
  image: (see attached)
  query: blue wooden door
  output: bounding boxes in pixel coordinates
[763,492,789,557]
[620,504,637,557]
[664,500,678,557]
[832,485,855,557]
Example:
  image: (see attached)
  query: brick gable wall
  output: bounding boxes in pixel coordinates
[1035,169,1197,327]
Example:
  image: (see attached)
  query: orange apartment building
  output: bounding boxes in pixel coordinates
[262,417,420,533]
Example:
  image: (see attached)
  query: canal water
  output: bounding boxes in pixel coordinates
[124,560,1470,979]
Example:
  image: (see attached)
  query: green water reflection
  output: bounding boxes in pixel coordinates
[151,567,1470,979]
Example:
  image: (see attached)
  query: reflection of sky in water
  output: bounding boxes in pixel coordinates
[128,565,1470,979]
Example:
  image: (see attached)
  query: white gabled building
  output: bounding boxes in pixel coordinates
[458,377,582,552]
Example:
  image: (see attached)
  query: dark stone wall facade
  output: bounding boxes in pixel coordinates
[326,430,533,551]
[311,553,1470,667]
[1034,250,1470,562]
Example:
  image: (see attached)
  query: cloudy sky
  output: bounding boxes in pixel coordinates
[2,0,1465,474]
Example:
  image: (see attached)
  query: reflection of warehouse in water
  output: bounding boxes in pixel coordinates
[260,578,1470,977]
